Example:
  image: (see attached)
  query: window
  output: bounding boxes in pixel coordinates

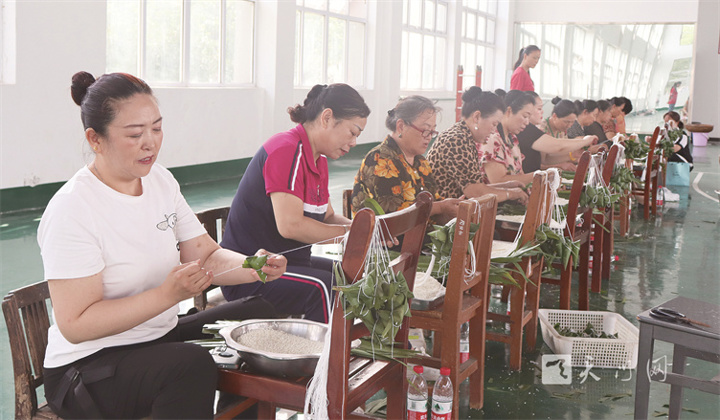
[539,25,564,96]
[459,0,498,90]
[400,0,448,90]
[106,0,255,86]
[294,0,367,87]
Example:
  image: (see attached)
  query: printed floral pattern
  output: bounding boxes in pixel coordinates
[351,136,441,215]
[479,127,525,176]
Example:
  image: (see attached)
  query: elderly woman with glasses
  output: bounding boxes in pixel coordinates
[350,95,460,222]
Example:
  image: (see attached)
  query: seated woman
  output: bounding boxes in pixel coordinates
[350,95,461,223]
[478,90,535,186]
[604,96,630,138]
[541,98,602,166]
[427,87,528,204]
[220,84,370,323]
[510,45,541,92]
[663,111,694,170]
[517,91,597,173]
[567,99,599,139]
[584,99,611,144]
[40,72,287,419]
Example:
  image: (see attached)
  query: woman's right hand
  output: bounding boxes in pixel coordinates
[163,260,213,303]
[505,188,529,205]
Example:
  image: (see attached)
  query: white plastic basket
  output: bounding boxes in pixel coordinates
[538,309,639,369]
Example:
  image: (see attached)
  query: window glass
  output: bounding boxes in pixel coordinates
[190,0,221,84]
[106,0,139,74]
[145,1,183,83]
[327,17,347,84]
[224,0,254,84]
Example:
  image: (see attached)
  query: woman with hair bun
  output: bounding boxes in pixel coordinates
[221,83,370,323]
[663,111,693,170]
[350,95,461,222]
[586,99,612,143]
[39,72,286,418]
[427,87,528,204]
[567,99,599,139]
[510,45,541,92]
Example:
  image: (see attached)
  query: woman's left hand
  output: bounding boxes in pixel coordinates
[255,249,287,282]
[439,198,462,218]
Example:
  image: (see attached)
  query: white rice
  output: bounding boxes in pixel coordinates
[238,329,324,355]
[413,273,446,300]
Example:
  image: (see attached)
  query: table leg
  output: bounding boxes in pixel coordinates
[669,345,688,419]
[635,323,655,420]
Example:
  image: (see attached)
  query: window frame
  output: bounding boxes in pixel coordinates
[107,0,256,87]
[400,0,449,91]
[294,1,368,88]
[459,0,498,90]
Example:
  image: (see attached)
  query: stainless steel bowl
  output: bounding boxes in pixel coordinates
[219,319,328,378]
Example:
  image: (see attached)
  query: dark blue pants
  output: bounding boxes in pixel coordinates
[221,256,335,323]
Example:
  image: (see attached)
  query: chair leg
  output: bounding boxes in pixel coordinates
[508,285,526,370]
[559,263,572,310]
[602,214,613,281]
[469,313,486,410]
[500,284,510,303]
[524,274,541,352]
[578,238,591,311]
[591,218,603,293]
[385,366,406,420]
[257,402,275,419]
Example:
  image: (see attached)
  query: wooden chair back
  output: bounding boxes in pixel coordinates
[409,194,497,412]
[2,280,60,419]
[342,188,353,219]
[193,206,230,311]
[216,192,434,419]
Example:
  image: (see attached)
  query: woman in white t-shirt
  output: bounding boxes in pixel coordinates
[38,71,287,419]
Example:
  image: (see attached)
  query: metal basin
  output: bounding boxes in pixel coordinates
[219,319,327,378]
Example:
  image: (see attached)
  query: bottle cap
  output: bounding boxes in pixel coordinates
[413,365,424,374]
[440,367,451,376]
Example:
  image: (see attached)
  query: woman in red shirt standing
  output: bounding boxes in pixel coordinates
[510,45,541,92]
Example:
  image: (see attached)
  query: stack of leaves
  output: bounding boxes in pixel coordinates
[623,135,649,160]
[553,322,619,339]
[535,223,580,270]
[333,255,414,348]
[497,200,528,216]
[609,166,636,195]
[426,221,479,279]
[658,128,685,159]
[579,184,619,209]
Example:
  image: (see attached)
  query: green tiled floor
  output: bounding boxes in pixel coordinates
[1,142,719,419]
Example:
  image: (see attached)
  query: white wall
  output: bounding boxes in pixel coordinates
[1,0,716,190]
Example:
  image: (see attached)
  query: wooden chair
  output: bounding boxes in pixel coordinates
[591,144,619,294]
[630,127,661,220]
[193,206,230,312]
[487,172,549,371]
[2,280,61,419]
[542,152,594,310]
[342,188,354,219]
[408,194,497,413]
[217,192,433,419]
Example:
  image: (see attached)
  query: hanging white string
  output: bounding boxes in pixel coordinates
[212,233,348,278]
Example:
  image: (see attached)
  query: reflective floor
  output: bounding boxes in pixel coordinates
[1,142,718,419]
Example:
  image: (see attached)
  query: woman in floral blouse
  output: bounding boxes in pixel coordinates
[479,90,536,185]
[350,96,461,222]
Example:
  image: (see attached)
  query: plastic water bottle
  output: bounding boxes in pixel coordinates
[407,365,428,420]
[431,367,453,420]
[459,322,469,363]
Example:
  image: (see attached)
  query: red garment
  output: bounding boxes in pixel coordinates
[510,67,535,91]
[668,86,678,105]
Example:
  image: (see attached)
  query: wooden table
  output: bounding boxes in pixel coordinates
[634,297,720,419]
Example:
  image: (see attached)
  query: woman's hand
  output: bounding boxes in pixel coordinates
[588,143,608,153]
[434,198,462,218]
[583,135,599,145]
[505,188,529,205]
[556,161,577,172]
[254,249,287,282]
[162,260,214,303]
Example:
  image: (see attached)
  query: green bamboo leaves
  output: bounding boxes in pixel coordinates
[242,255,268,282]
[579,185,619,209]
[609,166,636,194]
[553,322,618,339]
[536,223,580,270]
[333,259,414,346]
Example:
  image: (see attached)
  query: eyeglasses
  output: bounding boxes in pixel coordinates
[406,122,438,140]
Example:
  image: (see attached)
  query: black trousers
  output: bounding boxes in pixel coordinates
[44,296,277,419]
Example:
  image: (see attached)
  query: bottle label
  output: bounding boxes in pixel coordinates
[431,400,452,418]
[460,340,469,363]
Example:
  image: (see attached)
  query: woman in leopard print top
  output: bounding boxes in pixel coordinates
[427,87,528,204]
